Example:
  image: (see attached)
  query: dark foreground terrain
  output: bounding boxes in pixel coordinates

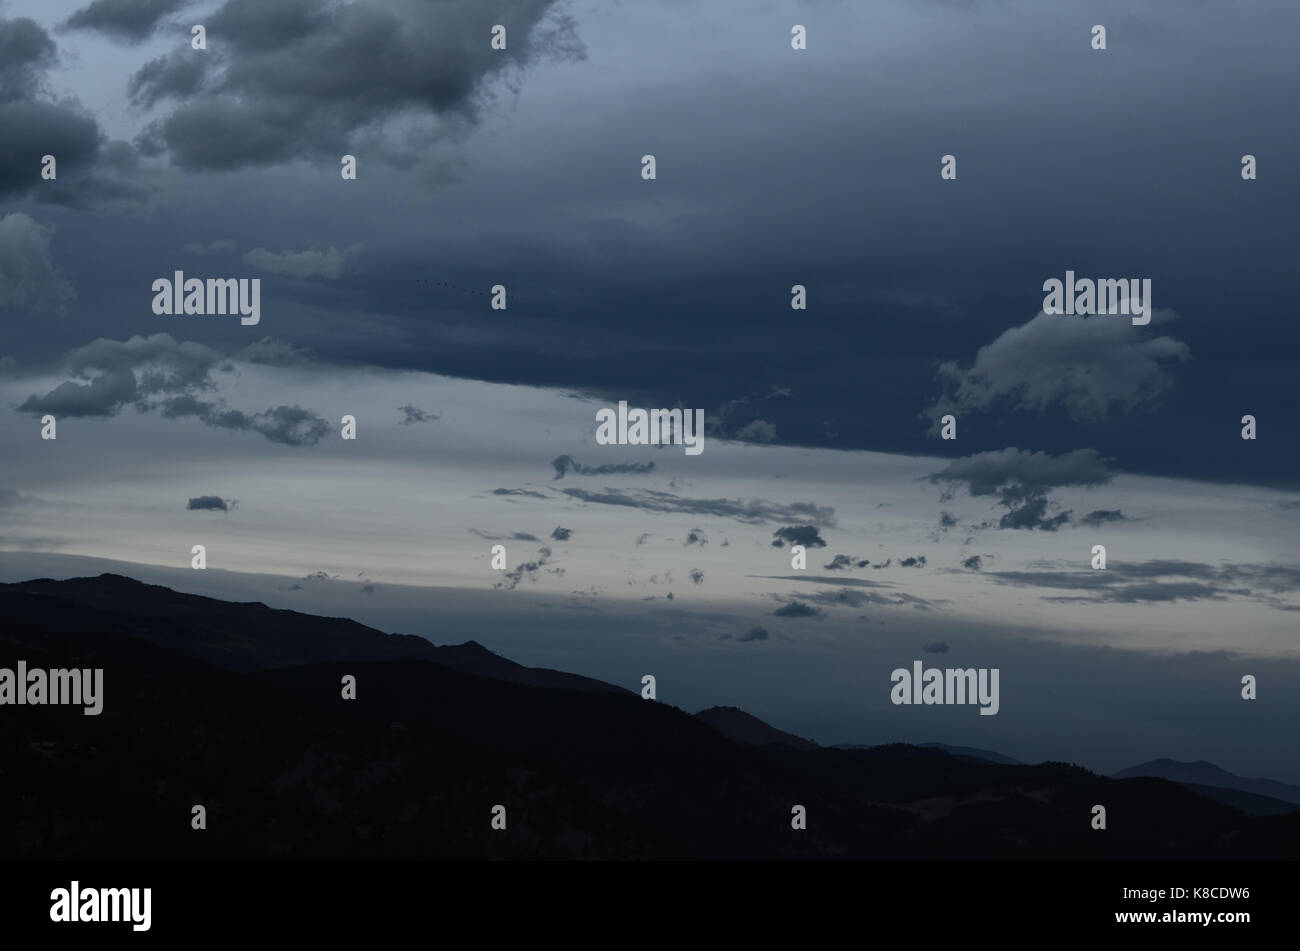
[2,574,1296,860]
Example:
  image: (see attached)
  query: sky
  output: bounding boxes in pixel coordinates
[1,0,1298,781]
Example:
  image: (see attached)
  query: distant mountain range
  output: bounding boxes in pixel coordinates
[834,742,1023,766]
[2,574,1296,859]
[1113,759,1300,816]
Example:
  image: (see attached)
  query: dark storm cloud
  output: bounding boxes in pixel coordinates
[0,213,74,311]
[468,528,540,543]
[819,554,873,570]
[1122,560,1300,594]
[186,495,229,512]
[995,495,1072,532]
[18,334,331,445]
[753,575,893,590]
[898,556,926,568]
[18,334,215,417]
[931,447,1115,498]
[1079,509,1127,527]
[22,0,1289,492]
[927,310,1191,426]
[550,526,572,541]
[19,368,136,416]
[494,545,559,591]
[961,554,983,571]
[62,0,190,44]
[772,601,821,618]
[922,641,949,654]
[551,455,655,480]
[0,17,146,206]
[129,0,585,171]
[735,626,768,642]
[491,488,549,500]
[0,16,55,97]
[683,528,707,547]
[240,404,330,446]
[770,525,827,548]
[63,334,222,391]
[797,587,935,611]
[929,447,1115,532]
[988,559,1300,610]
[398,404,439,425]
[1041,581,1237,605]
[129,50,205,107]
[5,0,1295,496]
[561,488,835,527]
[161,398,331,446]
[687,568,704,585]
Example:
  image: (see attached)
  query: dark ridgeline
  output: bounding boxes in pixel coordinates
[1112,760,1300,817]
[1,574,1296,860]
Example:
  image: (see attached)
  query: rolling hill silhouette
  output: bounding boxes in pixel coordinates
[2,574,1296,860]
[694,706,818,749]
[1114,759,1300,817]
[834,742,1023,765]
[1,574,624,691]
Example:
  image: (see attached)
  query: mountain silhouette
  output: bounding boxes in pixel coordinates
[1174,782,1300,817]
[833,742,1023,765]
[2,574,624,692]
[1114,759,1300,815]
[2,574,1297,859]
[919,743,1024,765]
[695,706,818,749]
